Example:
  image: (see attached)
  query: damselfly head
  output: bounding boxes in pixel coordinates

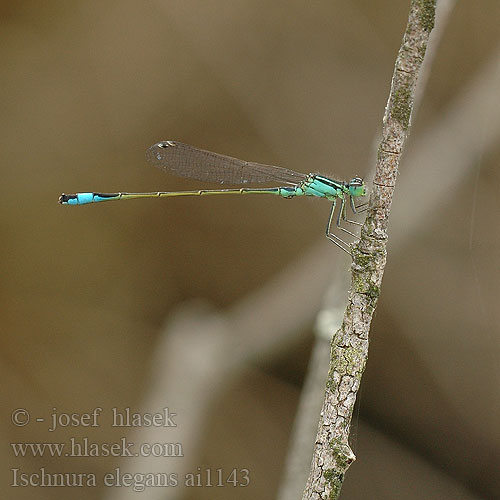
[348,177,366,197]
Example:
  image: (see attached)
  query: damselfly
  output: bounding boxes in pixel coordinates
[59,141,367,253]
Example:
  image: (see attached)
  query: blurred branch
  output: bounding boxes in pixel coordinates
[391,44,500,248]
[103,4,500,500]
[302,2,437,499]
[277,266,350,500]
[102,29,500,496]
[103,242,338,500]
[412,0,455,113]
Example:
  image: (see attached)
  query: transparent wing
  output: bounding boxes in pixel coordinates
[146,141,307,186]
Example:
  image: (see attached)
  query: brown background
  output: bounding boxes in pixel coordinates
[2,1,499,499]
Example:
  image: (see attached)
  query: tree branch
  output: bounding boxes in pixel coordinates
[302,2,437,498]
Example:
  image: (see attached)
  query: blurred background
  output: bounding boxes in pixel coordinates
[2,1,499,499]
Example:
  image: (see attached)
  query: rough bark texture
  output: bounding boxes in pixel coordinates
[302,2,436,499]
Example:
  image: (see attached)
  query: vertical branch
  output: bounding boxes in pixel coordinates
[302,2,436,499]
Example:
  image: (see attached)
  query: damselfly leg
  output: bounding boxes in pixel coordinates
[326,200,351,253]
[351,197,368,213]
[326,196,365,254]
[341,197,363,227]
[336,198,358,237]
